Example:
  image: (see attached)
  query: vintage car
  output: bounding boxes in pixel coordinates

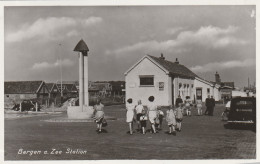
[227,97,256,126]
[12,100,40,112]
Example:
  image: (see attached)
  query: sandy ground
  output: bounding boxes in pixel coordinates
[4,104,256,160]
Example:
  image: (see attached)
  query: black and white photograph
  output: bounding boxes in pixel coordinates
[1,1,258,163]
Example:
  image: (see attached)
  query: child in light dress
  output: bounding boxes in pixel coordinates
[175,103,184,132]
[135,100,144,131]
[196,100,203,116]
[166,105,177,135]
[185,96,192,116]
[157,108,164,130]
[139,109,148,134]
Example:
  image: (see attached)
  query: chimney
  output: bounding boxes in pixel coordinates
[159,53,165,60]
[215,71,221,83]
[175,58,179,64]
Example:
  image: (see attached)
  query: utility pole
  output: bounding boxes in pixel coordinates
[248,77,250,88]
[59,43,63,103]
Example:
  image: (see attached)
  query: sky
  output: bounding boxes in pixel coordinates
[4,6,256,88]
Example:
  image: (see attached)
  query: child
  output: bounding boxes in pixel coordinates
[175,103,183,132]
[185,96,192,116]
[196,100,203,116]
[139,109,147,134]
[166,105,177,135]
[158,108,164,130]
[155,107,164,130]
[135,100,144,131]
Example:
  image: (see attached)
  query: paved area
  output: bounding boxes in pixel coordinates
[4,104,256,160]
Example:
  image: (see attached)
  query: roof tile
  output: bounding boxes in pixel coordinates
[4,81,43,94]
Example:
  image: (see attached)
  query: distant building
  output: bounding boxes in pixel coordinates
[4,81,49,107]
[214,72,235,101]
[46,83,62,105]
[244,83,256,97]
[109,81,125,96]
[56,81,78,98]
[89,82,112,97]
[125,54,220,106]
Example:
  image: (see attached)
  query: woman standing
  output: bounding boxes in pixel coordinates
[147,96,158,134]
[93,99,105,133]
[126,98,135,135]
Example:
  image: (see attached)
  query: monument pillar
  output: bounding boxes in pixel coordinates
[67,39,94,119]
[79,52,84,107]
[84,56,89,106]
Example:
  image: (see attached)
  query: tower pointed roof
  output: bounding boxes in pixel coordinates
[74,39,89,52]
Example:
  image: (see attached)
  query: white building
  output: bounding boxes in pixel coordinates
[124,54,220,106]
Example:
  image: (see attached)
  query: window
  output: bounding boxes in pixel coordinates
[6,95,9,97]
[140,76,154,86]
[207,88,210,94]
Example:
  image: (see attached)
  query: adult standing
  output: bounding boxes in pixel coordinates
[135,100,144,131]
[93,99,105,133]
[209,96,215,116]
[147,96,158,134]
[126,98,135,135]
[204,95,211,115]
[175,95,183,107]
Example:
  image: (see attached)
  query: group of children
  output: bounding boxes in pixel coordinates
[183,96,203,116]
[126,97,204,136]
[127,99,184,136]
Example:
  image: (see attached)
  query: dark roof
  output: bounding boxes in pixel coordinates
[148,55,198,78]
[56,81,77,85]
[221,82,235,88]
[4,81,44,94]
[46,83,55,91]
[74,39,89,52]
[90,83,110,90]
[63,84,77,92]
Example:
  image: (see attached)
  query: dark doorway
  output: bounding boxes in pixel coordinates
[196,88,202,101]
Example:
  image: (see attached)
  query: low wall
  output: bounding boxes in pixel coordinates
[67,105,94,119]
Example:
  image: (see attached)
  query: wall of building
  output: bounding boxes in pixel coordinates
[194,78,220,102]
[213,87,220,101]
[173,77,194,104]
[125,58,170,106]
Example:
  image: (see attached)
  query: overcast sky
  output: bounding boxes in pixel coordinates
[4,6,256,88]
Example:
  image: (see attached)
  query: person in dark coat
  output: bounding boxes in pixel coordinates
[204,95,211,115]
[175,95,183,107]
[209,96,215,116]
